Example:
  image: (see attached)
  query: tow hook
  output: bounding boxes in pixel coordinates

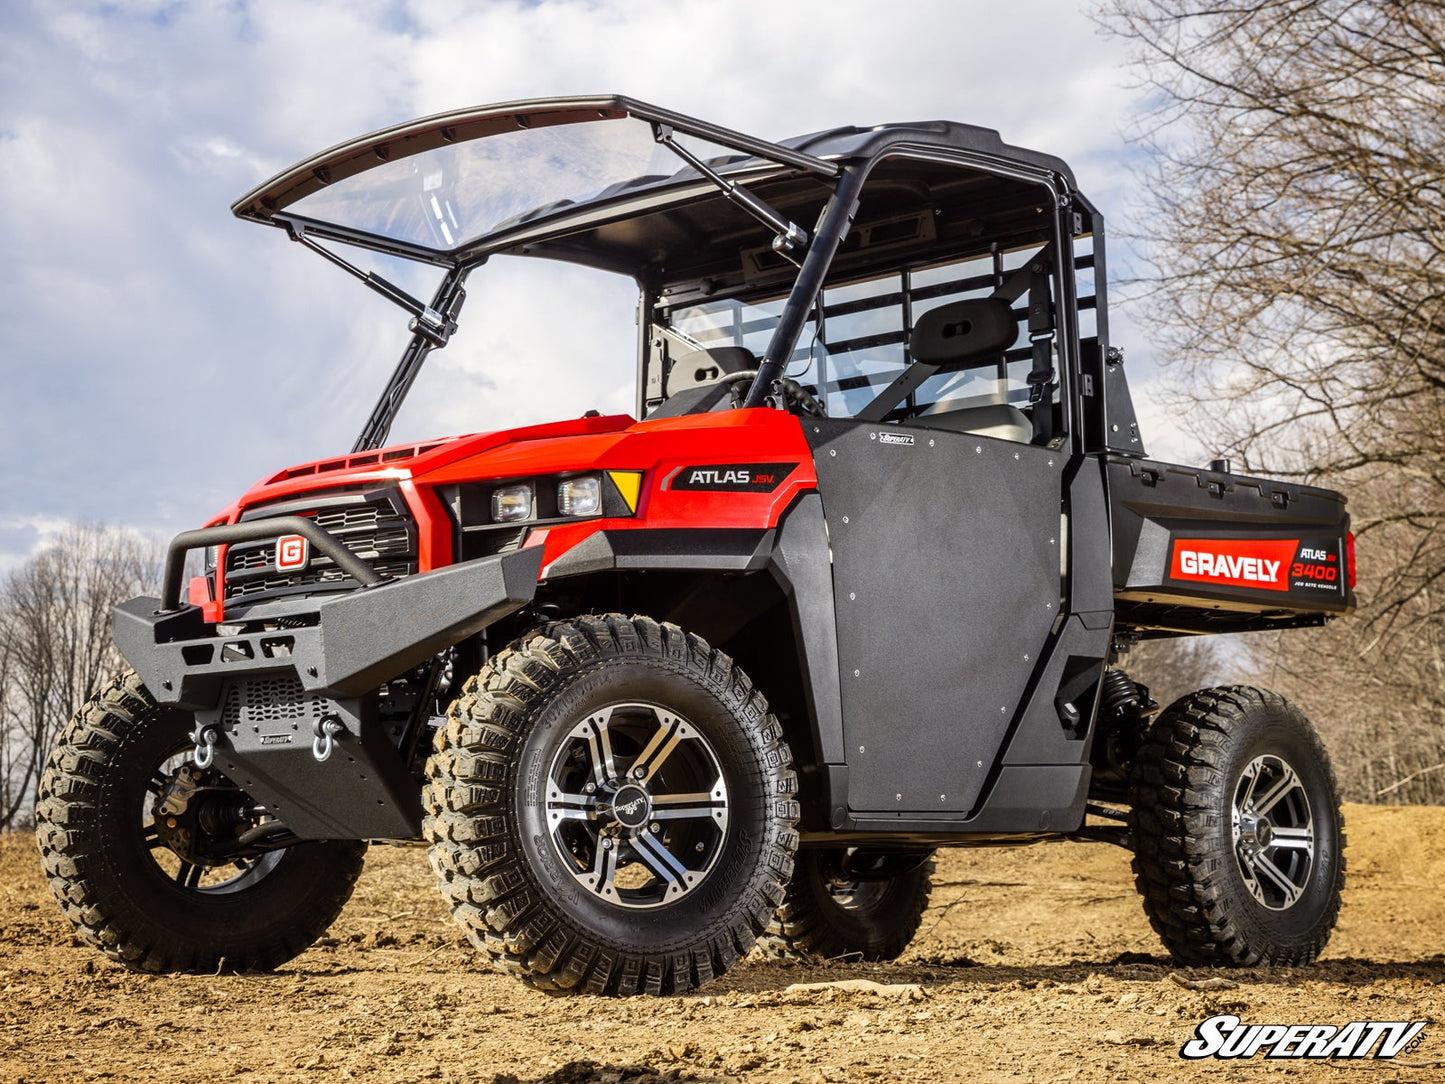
[312,715,344,762]
[189,723,218,769]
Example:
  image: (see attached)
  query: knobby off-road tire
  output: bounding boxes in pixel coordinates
[424,614,799,996]
[35,670,367,973]
[1128,686,1344,967]
[760,850,935,962]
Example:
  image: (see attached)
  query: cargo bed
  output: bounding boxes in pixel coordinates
[1106,456,1353,638]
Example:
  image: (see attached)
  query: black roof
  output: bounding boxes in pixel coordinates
[773,120,1075,187]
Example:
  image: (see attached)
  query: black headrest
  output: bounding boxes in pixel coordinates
[910,298,1017,367]
[664,345,757,396]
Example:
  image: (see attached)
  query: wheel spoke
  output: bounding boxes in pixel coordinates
[1251,852,1302,907]
[1252,763,1302,817]
[545,783,598,826]
[1238,760,1261,812]
[632,712,682,783]
[149,770,170,793]
[581,841,619,898]
[142,822,163,849]
[1269,825,1313,850]
[632,830,689,884]
[651,780,727,824]
[173,861,204,889]
[583,707,619,786]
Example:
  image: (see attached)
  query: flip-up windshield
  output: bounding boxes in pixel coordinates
[233,96,835,260]
[291,118,745,251]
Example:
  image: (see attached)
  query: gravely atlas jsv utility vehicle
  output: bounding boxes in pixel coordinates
[39,97,1355,994]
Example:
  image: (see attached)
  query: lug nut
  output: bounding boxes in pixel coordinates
[650,823,661,834]
[583,782,596,794]
[632,766,645,779]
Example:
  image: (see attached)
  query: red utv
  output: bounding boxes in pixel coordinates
[38,97,1354,994]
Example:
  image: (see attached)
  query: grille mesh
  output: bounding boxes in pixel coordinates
[223,491,417,604]
[218,677,328,728]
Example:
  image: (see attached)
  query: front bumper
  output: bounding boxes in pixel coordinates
[116,544,542,712]
[112,538,542,840]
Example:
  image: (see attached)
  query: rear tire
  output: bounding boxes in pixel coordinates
[35,670,367,973]
[761,849,934,962]
[1128,685,1343,967]
[424,614,799,995]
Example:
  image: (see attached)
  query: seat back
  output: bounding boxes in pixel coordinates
[910,298,1017,367]
[663,345,757,397]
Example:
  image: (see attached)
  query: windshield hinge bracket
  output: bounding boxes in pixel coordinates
[279,216,457,346]
[652,123,808,258]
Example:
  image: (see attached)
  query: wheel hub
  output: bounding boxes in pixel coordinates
[605,784,654,831]
[144,750,281,893]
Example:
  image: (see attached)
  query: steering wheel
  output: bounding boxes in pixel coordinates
[719,370,827,417]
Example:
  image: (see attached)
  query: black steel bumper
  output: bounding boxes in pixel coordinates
[112,534,542,841]
[116,543,543,712]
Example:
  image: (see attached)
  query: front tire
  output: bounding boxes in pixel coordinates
[424,615,799,995]
[35,670,367,973]
[761,849,934,962]
[1128,686,1344,966]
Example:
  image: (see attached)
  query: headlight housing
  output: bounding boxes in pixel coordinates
[491,483,534,523]
[557,476,601,517]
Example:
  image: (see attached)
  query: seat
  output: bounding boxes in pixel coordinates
[646,345,759,419]
[911,400,1032,442]
[663,345,757,397]
[904,297,1031,441]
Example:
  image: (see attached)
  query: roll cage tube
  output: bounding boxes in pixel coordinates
[742,166,866,410]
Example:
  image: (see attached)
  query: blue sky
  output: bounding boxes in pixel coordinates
[0,0,1195,568]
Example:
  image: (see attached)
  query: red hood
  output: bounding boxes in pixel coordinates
[214,414,636,519]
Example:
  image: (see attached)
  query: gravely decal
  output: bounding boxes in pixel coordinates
[1170,538,1346,594]
[667,462,797,493]
[1170,539,1296,592]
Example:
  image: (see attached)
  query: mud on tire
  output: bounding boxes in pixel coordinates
[760,849,934,962]
[423,614,799,995]
[1128,685,1344,967]
[35,670,367,973]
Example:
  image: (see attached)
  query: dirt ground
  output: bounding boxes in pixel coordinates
[3,804,1443,1084]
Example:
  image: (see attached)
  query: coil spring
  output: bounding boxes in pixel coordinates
[1099,668,1141,719]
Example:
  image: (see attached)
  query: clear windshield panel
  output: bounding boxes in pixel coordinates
[289,115,756,251]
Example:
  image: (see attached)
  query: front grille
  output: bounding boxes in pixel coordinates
[223,488,417,606]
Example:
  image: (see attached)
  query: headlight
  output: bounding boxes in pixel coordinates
[203,545,218,572]
[557,476,601,517]
[491,483,534,522]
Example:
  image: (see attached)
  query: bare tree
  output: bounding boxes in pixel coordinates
[1125,634,1241,711]
[1102,0,1445,801]
[0,523,162,830]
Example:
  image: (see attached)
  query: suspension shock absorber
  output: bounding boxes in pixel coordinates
[1089,669,1159,799]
